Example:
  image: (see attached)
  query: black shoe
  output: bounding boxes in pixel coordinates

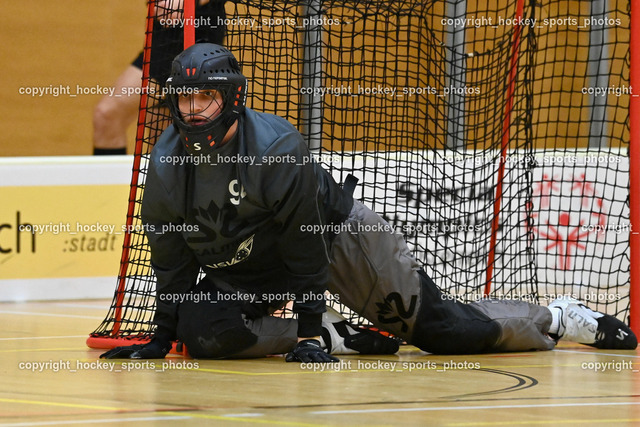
[589,314,637,350]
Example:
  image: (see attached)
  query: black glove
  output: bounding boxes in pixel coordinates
[100,337,171,359]
[285,339,339,363]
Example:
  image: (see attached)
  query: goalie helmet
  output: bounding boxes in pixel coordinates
[165,43,247,155]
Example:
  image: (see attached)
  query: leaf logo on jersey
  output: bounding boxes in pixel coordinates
[187,199,250,245]
[375,292,418,333]
[206,234,254,269]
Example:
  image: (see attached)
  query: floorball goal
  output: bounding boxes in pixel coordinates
[87,0,638,350]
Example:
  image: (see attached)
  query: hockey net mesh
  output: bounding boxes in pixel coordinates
[89,0,631,345]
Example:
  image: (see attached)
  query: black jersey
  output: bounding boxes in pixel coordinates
[142,108,353,339]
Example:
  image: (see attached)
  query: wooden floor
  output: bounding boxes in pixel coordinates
[1,300,640,426]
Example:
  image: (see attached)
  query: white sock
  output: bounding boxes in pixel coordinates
[548,306,562,335]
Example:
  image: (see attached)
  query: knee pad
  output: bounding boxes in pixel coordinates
[410,269,501,354]
[176,301,258,359]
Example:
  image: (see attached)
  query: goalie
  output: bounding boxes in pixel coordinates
[101,43,637,362]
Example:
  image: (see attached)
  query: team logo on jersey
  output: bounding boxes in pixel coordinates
[186,197,251,246]
[206,234,254,269]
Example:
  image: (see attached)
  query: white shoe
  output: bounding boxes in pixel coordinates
[548,296,637,349]
[321,307,399,355]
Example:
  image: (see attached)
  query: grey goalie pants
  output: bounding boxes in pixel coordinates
[177,200,555,357]
[329,200,555,354]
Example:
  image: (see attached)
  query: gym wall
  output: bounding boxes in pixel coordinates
[0,1,146,156]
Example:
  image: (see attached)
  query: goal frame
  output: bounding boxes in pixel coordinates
[629,0,640,333]
[87,0,640,351]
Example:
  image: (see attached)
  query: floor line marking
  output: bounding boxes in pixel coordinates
[0,310,102,320]
[0,416,189,427]
[554,349,640,358]
[310,401,640,415]
[0,335,86,341]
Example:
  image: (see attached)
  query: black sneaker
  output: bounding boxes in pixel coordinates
[590,314,638,350]
[549,296,637,350]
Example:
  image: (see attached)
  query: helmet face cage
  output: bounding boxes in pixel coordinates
[165,43,247,156]
[176,86,226,125]
[168,83,234,126]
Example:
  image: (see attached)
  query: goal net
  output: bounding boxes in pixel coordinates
[88,0,634,349]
